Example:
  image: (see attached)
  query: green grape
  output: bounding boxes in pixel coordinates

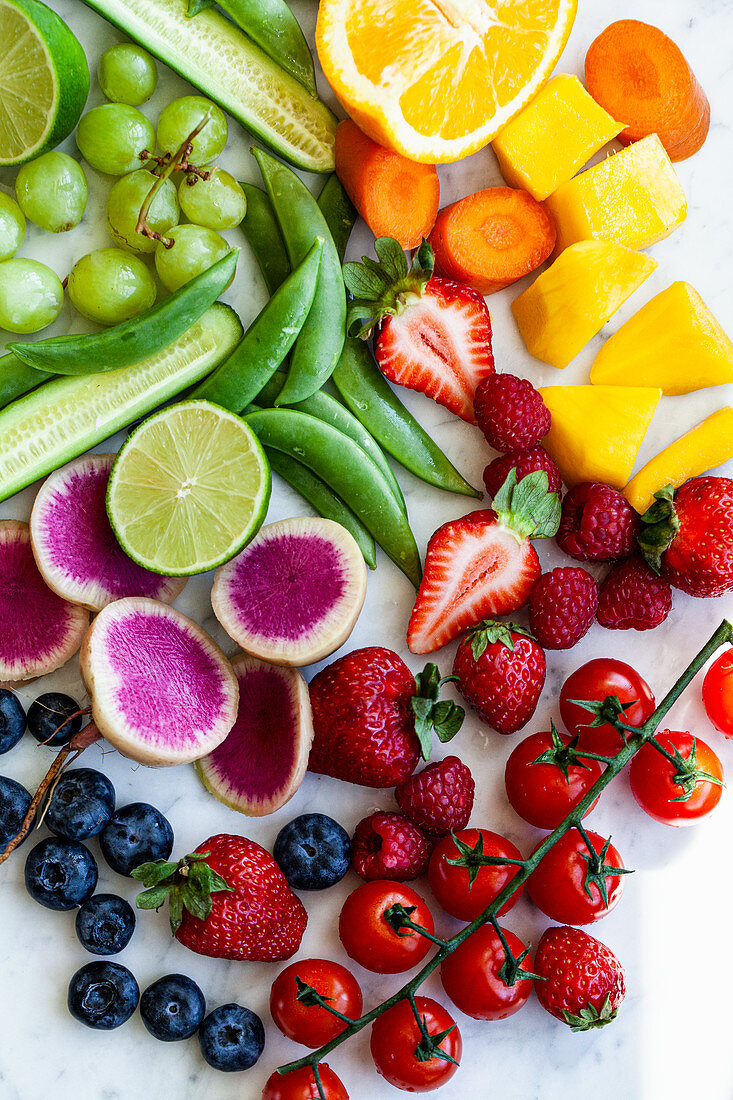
[15,152,88,233]
[155,224,230,292]
[0,259,63,333]
[106,169,180,254]
[68,248,157,326]
[0,193,26,261]
[178,168,247,230]
[156,96,228,164]
[98,43,158,106]
[76,104,155,176]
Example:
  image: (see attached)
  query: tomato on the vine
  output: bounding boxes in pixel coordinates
[629,730,724,826]
[270,958,363,1048]
[261,1064,349,1100]
[504,727,602,828]
[339,880,434,974]
[440,924,534,1021]
[702,648,733,737]
[370,996,461,1093]
[528,829,627,925]
[560,659,656,757]
[428,828,524,921]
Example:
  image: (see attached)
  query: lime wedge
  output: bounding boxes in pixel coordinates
[107,401,271,576]
[0,0,90,166]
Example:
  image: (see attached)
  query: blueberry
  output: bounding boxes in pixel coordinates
[24,836,98,910]
[99,802,174,876]
[140,973,206,1042]
[273,813,351,890]
[0,690,25,754]
[198,1003,265,1072]
[46,768,116,840]
[0,775,32,848]
[75,894,136,955]
[27,692,82,747]
[67,961,139,1029]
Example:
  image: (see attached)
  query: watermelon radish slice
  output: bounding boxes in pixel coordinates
[211,517,367,666]
[0,521,89,683]
[80,597,238,766]
[30,454,187,612]
[196,653,313,816]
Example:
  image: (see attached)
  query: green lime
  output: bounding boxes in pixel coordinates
[107,400,271,576]
[0,0,89,166]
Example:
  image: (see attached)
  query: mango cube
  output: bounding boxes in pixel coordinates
[539,385,661,490]
[591,281,733,395]
[545,135,687,253]
[492,75,623,201]
[512,241,657,369]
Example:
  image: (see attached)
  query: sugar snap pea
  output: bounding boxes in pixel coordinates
[0,352,51,410]
[317,174,358,263]
[8,250,239,376]
[240,183,290,295]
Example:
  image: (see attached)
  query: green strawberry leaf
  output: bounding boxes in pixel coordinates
[411,664,465,759]
[466,619,535,661]
[133,851,232,936]
[637,484,679,573]
[562,995,618,1032]
[344,237,434,339]
[493,469,561,540]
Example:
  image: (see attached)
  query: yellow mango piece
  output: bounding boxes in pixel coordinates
[624,408,733,514]
[492,74,623,202]
[545,135,687,253]
[512,241,657,369]
[539,385,661,490]
[591,281,733,395]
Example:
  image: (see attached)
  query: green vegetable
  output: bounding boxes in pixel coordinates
[317,174,358,263]
[8,249,238,375]
[239,183,290,295]
[0,352,50,410]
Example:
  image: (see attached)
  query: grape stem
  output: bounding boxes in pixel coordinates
[136,112,214,248]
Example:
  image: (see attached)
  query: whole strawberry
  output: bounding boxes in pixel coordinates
[534,925,626,1031]
[557,482,640,562]
[473,373,551,452]
[452,621,545,734]
[529,566,599,650]
[483,446,562,500]
[395,755,475,836]
[351,812,431,881]
[597,555,672,631]
[133,833,307,961]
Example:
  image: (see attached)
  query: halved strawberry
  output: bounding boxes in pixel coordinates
[343,238,494,422]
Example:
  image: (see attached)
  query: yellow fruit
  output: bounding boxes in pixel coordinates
[492,74,622,201]
[512,241,657,369]
[539,384,661,489]
[591,281,733,395]
[315,0,577,164]
[624,408,733,514]
[545,135,686,253]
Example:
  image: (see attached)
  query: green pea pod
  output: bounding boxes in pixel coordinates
[240,183,290,295]
[317,174,358,263]
[8,250,239,376]
[253,148,346,405]
[191,240,322,409]
[0,352,51,410]
[245,407,421,586]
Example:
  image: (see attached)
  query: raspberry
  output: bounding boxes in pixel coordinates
[597,555,672,631]
[473,374,551,453]
[351,812,431,882]
[395,756,474,836]
[483,446,562,500]
[557,482,640,562]
[529,567,599,650]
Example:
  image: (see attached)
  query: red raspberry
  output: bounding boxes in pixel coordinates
[351,812,431,881]
[557,482,640,562]
[395,756,474,837]
[473,374,551,453]
[597,555,672,631]
[529,567,599,650]
[483,446,562,500]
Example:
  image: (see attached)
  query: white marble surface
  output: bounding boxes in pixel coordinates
[2,1,733,1098]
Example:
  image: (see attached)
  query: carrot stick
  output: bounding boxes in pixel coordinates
[334,119,440,249]
[585,20,710,162]
[428,187,556,295]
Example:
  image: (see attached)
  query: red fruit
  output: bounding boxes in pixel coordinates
[504,726,602,829]
[529,566,599,650]
[560,658,656,758]
[351,812,431,881]
[339,880,435,974]
[534,925,626,1030]
[483,446,562,500]
[452,620,545,734]
[370,997,461,1093]
[395,755,474,836]
[270,958,363,1048]
[597,555,672,631]
[440,924,535,1021]
[629,729,723,826]
[262,1064,349,1100]
[528,829,626,925]
[557,482,640,562]
[429,828,524,921]
[473,372,551,452]
[702,648,733,737]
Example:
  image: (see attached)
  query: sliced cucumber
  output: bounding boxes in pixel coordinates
[0,303,242,503]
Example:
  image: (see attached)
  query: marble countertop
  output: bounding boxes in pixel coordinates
[2,1,733,1097]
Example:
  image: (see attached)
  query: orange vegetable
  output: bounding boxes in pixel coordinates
[585,20,710,162]
[334,119,440,250]
[429,187,556,296]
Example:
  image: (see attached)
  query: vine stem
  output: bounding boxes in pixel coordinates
[278,620,733,1078]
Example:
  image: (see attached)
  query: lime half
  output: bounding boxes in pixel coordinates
[0,0,89,166]
[107,401,271,576]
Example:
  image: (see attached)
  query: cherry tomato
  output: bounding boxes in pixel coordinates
[262,1064,349,1100]
[440,924,534,1021]
[629,730,724,826]
[270,958,363,1048]
[702,649,733,737]
[339,880,434,974]
[528,829,626,925]
[370,996,461,1093]
[560,659,656,757]
[504,729,602,828]
[429,829,524,921]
